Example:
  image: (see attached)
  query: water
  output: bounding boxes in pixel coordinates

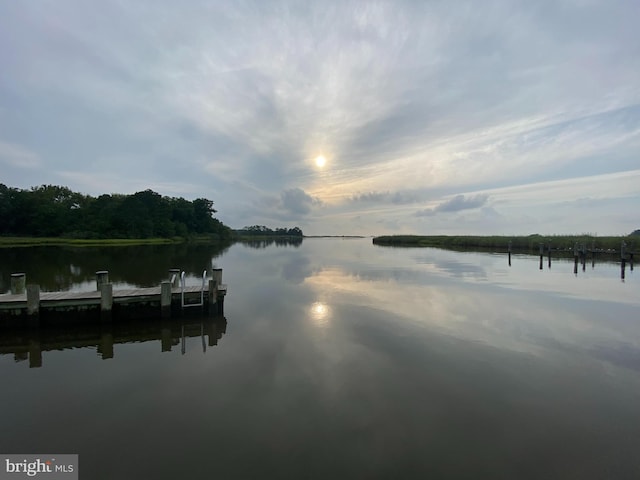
[1,238,639,479]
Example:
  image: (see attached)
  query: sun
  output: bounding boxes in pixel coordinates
[315,155,327,168]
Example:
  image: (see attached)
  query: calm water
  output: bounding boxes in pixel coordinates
[1,238,639,479]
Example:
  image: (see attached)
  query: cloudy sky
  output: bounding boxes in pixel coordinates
[1,0,638,235]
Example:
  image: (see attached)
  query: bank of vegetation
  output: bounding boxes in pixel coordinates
[0,184,232,244]
[234,225,304,239]
[372,234,637,252]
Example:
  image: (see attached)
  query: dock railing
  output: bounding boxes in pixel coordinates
[180,270,207,308]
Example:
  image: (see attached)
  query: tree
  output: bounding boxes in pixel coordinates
[0,184,231,240]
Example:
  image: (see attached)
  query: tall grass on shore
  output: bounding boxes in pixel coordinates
[0,235,228,248]
[372,234,634,252]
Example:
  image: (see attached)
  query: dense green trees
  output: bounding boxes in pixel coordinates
[235,225,304,237]
[0,184,231,240]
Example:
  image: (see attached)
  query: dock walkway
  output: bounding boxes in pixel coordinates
[0,285,219,307]
[0,268,227,326]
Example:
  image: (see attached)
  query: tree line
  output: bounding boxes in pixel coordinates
[235,225,304,237]
[0,184,232,240]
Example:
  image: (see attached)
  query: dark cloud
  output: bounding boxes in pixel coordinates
[415,194,489,217]
[350,190,422,205]
[350,191,389,203]
[281,188,321,215]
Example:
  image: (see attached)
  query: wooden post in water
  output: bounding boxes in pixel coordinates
[621,241,627,279]
[161,281,172,318]
[26,284,40,326]
[539,243,544,270]
[96,271,109,291]
[547,243,552,269]
[212,268,223,286]
[100,283,113,321]
[10,273,26,295]
[211,269,224,314]
[573,243,579,275]
[209,279,218,313]
[508,241,512,266]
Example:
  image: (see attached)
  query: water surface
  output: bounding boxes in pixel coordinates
[1,238,639,479]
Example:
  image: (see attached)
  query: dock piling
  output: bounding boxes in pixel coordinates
[11,273,26,295]
[161,281,172,318]
[100,283,113,321]
[96,271,109,291]
[209,279,218,313]
[26,284,40,317]
[539,243,544,270]
[212,268,223,286]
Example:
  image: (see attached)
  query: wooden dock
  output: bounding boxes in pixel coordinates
[0,268,227,327]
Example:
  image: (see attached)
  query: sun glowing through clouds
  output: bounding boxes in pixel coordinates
[315,155,327,168]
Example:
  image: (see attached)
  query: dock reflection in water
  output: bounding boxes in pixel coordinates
[0,315,227,368]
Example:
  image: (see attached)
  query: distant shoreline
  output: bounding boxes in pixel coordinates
[0,235,227,248]
[372,234,635,252]
[304,235,366,238]
[1,234,634,251]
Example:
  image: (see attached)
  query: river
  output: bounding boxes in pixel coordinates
[1,238,639,479]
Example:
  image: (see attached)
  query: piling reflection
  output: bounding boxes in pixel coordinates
[504,248,635,281]
[0,315,227,368]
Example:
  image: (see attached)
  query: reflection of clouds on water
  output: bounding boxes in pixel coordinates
[427,260,488,280]
[282,255,317,284]
[309,301,331,328]
[302,264,640,372]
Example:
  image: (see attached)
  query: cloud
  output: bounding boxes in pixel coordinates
[0,1,638,235]
[437,194,490,213]
[349,190,423,205]
[281,188,321,215]
[0,141,41,169]
[416,194,489,217]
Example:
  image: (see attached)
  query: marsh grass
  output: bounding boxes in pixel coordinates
[0,235,227,248]
[372,234,634,252]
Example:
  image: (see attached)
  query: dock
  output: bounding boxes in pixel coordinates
[0,268,227,327]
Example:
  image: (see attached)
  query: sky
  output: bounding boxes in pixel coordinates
[1,0,638,236]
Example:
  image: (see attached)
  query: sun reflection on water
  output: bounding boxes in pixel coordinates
[309,301,331,328]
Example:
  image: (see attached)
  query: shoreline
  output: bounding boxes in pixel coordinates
[0,236,229,248]
[372,234,635,252]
